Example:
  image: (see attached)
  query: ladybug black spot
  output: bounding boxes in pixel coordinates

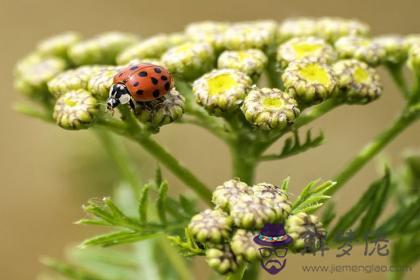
[154,67,162,73]
[161,75,168,81]
[133,82,139,87]
[136,89,144,95]
[139,71,148,77]
[165,82,170,91]
[130,66,138,70]
[153,90,160,98]
[118,72,124,77]
[151,77,158,85]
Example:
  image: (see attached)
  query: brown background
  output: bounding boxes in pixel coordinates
[0,0,419,279]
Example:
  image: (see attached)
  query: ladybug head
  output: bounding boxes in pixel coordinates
[107,83,131,110]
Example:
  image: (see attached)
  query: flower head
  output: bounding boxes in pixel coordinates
[252,183,292,221]
[277,18,318,43]
[241,87,300,130]
[408,44,420,74]
[282,58,336,103]
[116,34,172,65]
[193,69,252,114]
[206,244,241,274]
[217,49,267,80]
[334,36,386,66]
[87,66,122,99]
[68,32,138,65]
[285,212,326,252]
[212,179,252,210]
[36,31,81,59]
[48,65,106,97]
[230,195,277,229]
[230,229,261,262]
[373,35,407,64]
[221,21,277,50]
[277,36,337,68]
[333,59,382,103]
[188,209,232,244]
[316,17,370,42]
[161,42,215,81]
[53,89,98,130]
[403,34,420,51]
[135,88,185,127]
[185,21,228,50]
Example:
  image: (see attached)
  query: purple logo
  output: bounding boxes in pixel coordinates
[253,223,292,275]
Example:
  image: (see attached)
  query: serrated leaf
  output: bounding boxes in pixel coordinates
[157,182,168,224]
[81,231,161,248]
[138,184,151,223]
[75,219,112,226]
[41,257,103,280]
[293,202,324,214]
[321,202,336,228]
[280,177,290,192]
[179,195,198,216]
[292,180,334,214]
[155,166,163,187]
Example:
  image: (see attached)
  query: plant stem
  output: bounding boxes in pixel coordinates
[386,64,410,98]
[331,111,417,195]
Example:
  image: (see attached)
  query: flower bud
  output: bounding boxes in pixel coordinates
[161,42,215,81]
[135,88,185,127]
[334,36,386,66]
[36,32,81,59]
[53,89,98,130]
[188,209,232,244]
[373,35,407,64]
[277,18,318,43]
[316,17,370,42]
[230,194,277,229]
[408,45,420,74]
[185,21,228,50]
[333,59,382,104]
[87,66,122,99]
[252,183,292,222]
[230,229,261,262]
[212,179,252,210]
[48,65,106,97]
[68,32,138,65]
[403,34,420,51]
[217,49,267,80]
[116,34,172,65]
[277,37,337,68]
[193,69,253,115]
[282,58,336,104]
[221,21,277,50]
[285,212,326,252]
[206,244,241,274]
[241,87,300,130]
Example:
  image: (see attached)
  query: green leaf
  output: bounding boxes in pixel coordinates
[280,177,290,192]
[292,180,335,214]
[321,202,336,228]
[155,165,163,187]
[41,257,103,280]
[81,231,161,248]
[167,228,205,257]
[157,182,169,224]
[179,194,198,216]
[138,184,151,223]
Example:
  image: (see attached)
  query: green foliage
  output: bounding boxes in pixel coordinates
[291,179,335,214]
[167,228,205,257]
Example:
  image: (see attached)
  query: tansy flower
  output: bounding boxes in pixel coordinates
[334,36,386,66]
[217,49,267,80]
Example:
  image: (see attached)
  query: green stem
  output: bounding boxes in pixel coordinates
[386,64,410,98]
[331,111,417,195]
[242,263,260,280]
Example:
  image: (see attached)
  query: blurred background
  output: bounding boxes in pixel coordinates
[1,0,419,279]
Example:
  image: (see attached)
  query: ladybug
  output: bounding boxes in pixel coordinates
[107,63,174,111]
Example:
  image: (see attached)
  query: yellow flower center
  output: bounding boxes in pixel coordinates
[262,97,284,109]
[292,42,323,59]
[299,63,331,85]
[353,66,370,83]
[237,51,252,60]
[208,73,238,95]
[64,98,77,107]
[174,43,194,54]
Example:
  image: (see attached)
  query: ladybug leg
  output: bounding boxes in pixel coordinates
[129,98,136,112]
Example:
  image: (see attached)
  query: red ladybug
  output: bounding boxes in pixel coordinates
[107,63,174,111]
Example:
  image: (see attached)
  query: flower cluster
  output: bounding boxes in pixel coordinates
[187,178,326,274]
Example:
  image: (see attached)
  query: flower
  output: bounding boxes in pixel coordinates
[36,31,81,59]
[333,59,382,103]
[161,42,215,81]
[14,54,67,98]
[230,229,261,262]
[185,21,228,50]
[403,34,420,51]
[221,21,277,50]
[334,36,386,66]
[217,49,267,80]
[193,69,253,114]
[116,34,172,65]
[316,17,370,42]
[277,18,318,43]
[285,212,326,252]
[53,89,98,130]
[87,66,122,99]
[212,179,252,210]
[135,88,185,127]
[206,244,241,274]
[229,194,277,229]
[277,36,337,68]
[373,35,407,64]
[252,183,292,222]
[241,87,300,130]
[188,209,232,244]
[68,32,138,65]
[407,45,420,74]
[48,65,106,97]
[282,58,336,103]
